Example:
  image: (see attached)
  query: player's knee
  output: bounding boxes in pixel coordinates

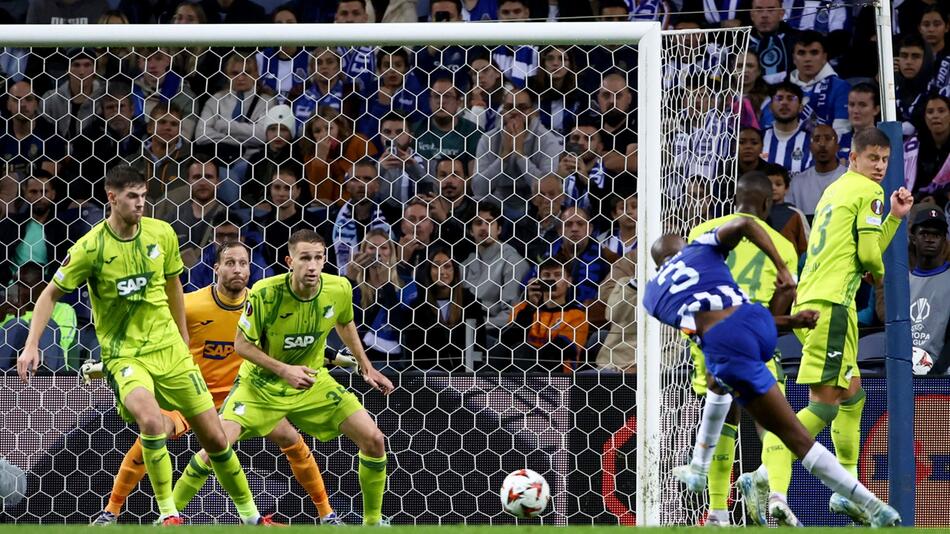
[137,413,166,435]
[201,429,229,453]
[359,428,386,457]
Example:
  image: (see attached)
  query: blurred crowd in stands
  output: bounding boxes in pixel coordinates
[0,0,948,374]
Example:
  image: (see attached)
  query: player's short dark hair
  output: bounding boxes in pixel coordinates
[762,162,790,187]
[770,80,804,101]
[849,82,880,108]
[288,229,325,250]
[851,127,892,155]
[538,257,572,277]
[736,171,775,201]
[214,240,251,264]
[795,30,826,52]
[105,164,146,191]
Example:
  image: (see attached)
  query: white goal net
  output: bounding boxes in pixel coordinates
[0,22,748,525]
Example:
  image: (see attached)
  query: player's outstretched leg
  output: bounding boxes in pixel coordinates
[744,386,899,527]
[185,410,264,525]
[340,409,388,526]
[94,411,186,524]
[706,408,739,526]
[120,388,181,523]
[266,419,340,525]
[829,385,868,524]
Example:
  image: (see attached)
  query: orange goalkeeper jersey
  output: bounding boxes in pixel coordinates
[184,285,247,408]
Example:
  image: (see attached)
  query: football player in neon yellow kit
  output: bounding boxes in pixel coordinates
[16,165,267,525]
[172,229,395,526]
[757,128,914,525]
[672,172,799,526]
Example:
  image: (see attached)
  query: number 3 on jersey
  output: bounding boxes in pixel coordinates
[810,204,833,255]
[656,260,700,294]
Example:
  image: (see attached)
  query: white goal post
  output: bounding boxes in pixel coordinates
[0,21,752,526]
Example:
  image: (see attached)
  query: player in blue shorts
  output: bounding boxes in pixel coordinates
[643,215,900,527]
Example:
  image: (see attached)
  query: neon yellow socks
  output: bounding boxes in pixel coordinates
[359,451,387,525]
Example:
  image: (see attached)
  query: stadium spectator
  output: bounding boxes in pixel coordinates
[749,0,799,83]
[249,165,315,270]
[595,242,636,373]
[41,48,103,139]
[303,107,378,206]
[375,112,428,206]
[183,212,272,292]
[0,262,77,370]
[415,0,468,86]
[358,47,424,137]
[153,155,228,268]
[599,194,638,257]
[738,51,769,129]
[737,127,769,177]
[330,159,392,276]
[784,31,851,135]
[918,6,948,64]
[895,34,930,126]
[682,176,714,232]
[905,94,950,203]
[585,2,637,77]
[784,0,851,32]
[472,87,560,216]
[0,171,75,284]
[518,173,565,262]
[786,124,846,221]
[347,228,414,370]
[413,74,481,177]
[492,0,538,88]
[199,0,266,23]
[461,0,499,21]
[425,157,477,258]
[132,102,192,206]
[292,47,361,125]
[335,0,377,90]
[254,6,309,100]
[596,71,637,175]
[671,83,736,182]
[26,0,108,24]
[1,79,63,177]
[133,47,198,140]
[839,83,881,161]
[244,104,302,207]
[395,197,437,282]
[530,45,585,134]
[461,201,529,339]
[499,257,589,373]
[558,119,610,226]
[0,172,17,219]
[909,207,950,374]
[762,81,813,175]
[406,247,481,371]
[465,51,503,131]
[764,162,810,256]
[528,206,614,326]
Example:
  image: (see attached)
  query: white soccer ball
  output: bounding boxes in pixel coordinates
[500,468,550,519]
[912,346,934,375]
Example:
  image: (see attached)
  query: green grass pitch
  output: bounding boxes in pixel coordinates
[0,527,933,533]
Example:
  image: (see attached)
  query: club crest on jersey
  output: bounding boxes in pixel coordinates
[283,334,316,350]
[233,402,245,416]
[323,305,335,319]
[146,244,161,259]
[871,199,884,216]
[116,273,152,297]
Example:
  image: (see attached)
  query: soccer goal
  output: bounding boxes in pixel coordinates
[0,21,748,525]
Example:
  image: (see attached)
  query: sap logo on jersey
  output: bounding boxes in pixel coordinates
[283,334,316,350]
[203,341,235,360]
[116,273,153,297]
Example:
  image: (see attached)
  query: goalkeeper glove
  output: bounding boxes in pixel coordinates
[325,346,358,368]
[79,359,104,385]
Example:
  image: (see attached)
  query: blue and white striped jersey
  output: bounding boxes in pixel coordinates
[763,124,813,175]
[644,230,749,332]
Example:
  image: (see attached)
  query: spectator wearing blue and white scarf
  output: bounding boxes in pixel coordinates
[292,48,361,127]
[132,48,198,140]
[255,47,310,100]
[331,163,393,277]
[785,0,851,32]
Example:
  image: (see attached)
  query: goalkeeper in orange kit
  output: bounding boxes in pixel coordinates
[86,241,356,525]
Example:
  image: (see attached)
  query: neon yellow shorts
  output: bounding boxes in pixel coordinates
[103,343,215,423]
[221,367,363,442]
[794,300,859,388]
[690,341,786,396]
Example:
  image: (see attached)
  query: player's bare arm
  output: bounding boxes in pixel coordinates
[335,320,394,395]
[16,283,66,383]
[165,276,189,346]
[234,330,316,390]
[716,216,796,290]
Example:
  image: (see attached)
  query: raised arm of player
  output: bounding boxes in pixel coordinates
[16,283,66,382]
[165,276,189,345]
[860,187,914,283]
[335,320,394,396]
[716,216,796,290]
[234,330,316,390]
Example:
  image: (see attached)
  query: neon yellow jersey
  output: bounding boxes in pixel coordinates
[798,170,885,306]
[52,217,185,360]
[237,273,355,395]
[688,213,799,306]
